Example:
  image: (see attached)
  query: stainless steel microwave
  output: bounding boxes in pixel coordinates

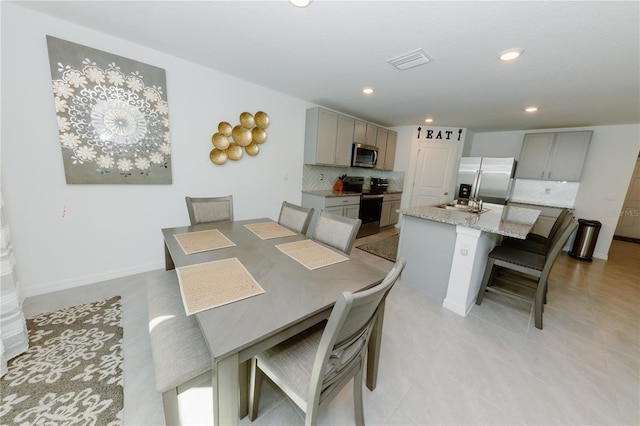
[352,143,378,168]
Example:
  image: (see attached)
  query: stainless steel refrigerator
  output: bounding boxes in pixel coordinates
[456,157,516,204]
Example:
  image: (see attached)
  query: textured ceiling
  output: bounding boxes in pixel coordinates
[14,0,640,132]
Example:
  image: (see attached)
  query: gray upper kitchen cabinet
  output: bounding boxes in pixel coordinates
[375,130,397,171]
[353,120,378,145]
[516,131,592,181]
[304,107,353,166]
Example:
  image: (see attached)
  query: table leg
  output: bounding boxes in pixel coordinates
[212,354,239,426]
[366,300,385,390]
[164,242,175,271]
[239,360,249,418]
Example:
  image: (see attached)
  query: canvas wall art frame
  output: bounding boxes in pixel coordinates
[46,35,172,184]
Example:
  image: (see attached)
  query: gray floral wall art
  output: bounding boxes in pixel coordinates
[46,36,172,184]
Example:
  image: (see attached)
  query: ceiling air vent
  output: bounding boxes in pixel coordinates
[387,49,432,71]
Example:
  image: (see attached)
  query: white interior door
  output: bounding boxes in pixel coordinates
[615,157,640,239]
[410,141,460,207]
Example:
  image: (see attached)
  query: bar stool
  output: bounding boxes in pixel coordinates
[476,215,578,329]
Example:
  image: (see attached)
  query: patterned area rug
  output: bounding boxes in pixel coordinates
[356,234,399,262]
[0,296,123,426]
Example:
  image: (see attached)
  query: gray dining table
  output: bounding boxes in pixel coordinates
[162,218,388,425]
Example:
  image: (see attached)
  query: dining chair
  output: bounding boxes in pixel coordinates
[185,195,233,225]
[278,201,314,234]
[476,215,577,329]
[500,208,571,255]
[313,210,362,255]
[500,208,572,255]
[249,258,406,426]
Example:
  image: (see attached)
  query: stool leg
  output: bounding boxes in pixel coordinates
[476,258,496,305]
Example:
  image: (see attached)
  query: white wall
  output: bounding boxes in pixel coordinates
[469,125,640,259]
[1,3,313,296]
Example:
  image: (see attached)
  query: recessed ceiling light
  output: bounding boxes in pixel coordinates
[289,0,312,8]
[498,48,524,62]
[362,87,374,95]
[425,118,434,123]
[525,106,539,113]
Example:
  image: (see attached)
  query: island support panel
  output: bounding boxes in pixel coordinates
[443,226,500,316]
[397,215,456,300]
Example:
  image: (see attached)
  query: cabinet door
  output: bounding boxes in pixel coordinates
[366,123,378,145]
[380,202,391,227]
[516,133,555,179]
[375,128,388,148]
[325,206,344,216]
[343,205,360,219]
[315,109,339,165]
[384,131,397,171]
[353,120,367,144]
[389,201,401,225]
[547,131,592,181]
[335,115,355,166]
[374,128,388,170]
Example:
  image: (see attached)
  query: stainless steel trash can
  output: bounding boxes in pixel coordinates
[569,219,601,261]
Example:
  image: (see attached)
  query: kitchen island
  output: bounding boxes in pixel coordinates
[397,203,540,316]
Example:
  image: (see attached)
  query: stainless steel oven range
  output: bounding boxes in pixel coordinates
[342,176,388,238]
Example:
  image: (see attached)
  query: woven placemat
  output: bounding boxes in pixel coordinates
[276,239,349,270]
[176,257,265,315]
[174,229,236,255]
[244,222,296,240]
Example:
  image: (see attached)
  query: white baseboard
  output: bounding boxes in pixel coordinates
[23,262,165,297]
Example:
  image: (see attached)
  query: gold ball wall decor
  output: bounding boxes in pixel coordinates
[227,143,244,161]
[212,132,230,150]
[218,121,232,136]
[210,111,269,165]
[251,127,267,144]
[245,142,259,156]
[254,111,270,129]
[231,125,252,147]
[210,148,228,165]
[239,112,255,129]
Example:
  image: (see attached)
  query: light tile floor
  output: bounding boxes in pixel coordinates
[22,229,639,425]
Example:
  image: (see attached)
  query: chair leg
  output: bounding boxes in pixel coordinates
[249,358,263,421]
[476,258,496,305]
[534,278,548,330]
[353,366,365,426]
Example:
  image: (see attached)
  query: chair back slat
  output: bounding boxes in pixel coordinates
[279,201,314,234]
[544,208,571,247]
[185,196,233,225]
[313,210,362,254]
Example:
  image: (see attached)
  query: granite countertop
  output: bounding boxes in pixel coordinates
[302,190,361,197]
[397,203,541,239]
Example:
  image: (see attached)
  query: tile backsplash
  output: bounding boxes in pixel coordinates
[510,179,579,207]
[303,165,405,192]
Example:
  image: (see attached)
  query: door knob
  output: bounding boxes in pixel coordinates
[444,192,449,195]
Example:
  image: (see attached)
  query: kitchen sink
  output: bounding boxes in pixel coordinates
[435,202,490,214]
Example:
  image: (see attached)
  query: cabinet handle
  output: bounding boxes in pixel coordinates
[548,171,551,179]
[541,171,544,178]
